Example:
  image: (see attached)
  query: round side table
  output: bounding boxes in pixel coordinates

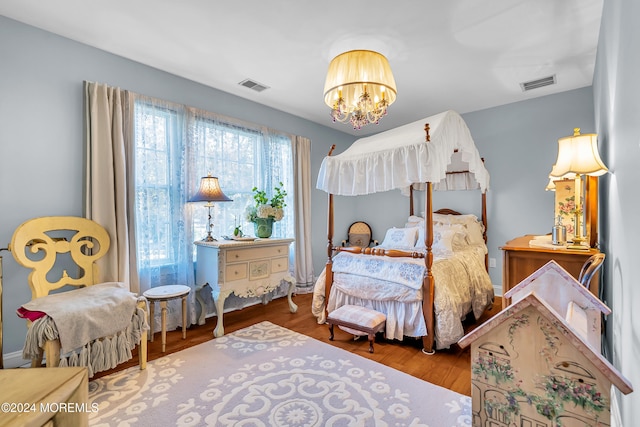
[143,285,190,352]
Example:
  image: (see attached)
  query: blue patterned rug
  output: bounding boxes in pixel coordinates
[88,321,471,426]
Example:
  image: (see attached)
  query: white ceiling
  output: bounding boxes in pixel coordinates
[0,0,603,136]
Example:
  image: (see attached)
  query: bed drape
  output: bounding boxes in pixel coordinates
[316,110,489,196]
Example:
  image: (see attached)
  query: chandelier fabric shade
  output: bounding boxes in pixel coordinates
[549,128,608,179]
[323,50,397,129]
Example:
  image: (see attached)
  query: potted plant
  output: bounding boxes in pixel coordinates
[245,182,287,238]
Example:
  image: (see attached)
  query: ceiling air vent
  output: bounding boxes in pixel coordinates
[520,75,556,92]
[238,78,269,92]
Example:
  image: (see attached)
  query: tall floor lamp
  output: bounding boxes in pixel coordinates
[189,174,232,242]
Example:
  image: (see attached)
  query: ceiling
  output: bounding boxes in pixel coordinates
[0,0,603,136]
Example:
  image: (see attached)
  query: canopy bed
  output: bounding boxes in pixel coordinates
[313,110,493,354]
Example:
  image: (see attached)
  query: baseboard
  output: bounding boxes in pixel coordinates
[2,350,31,369]
[493,284,502,299]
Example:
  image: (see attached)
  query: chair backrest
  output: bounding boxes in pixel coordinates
[346,221,373,247]
[578,253,606,288]
[10,216,110,299]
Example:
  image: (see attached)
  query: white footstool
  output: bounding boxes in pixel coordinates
[327,305,386,353]
[143,285,190,352]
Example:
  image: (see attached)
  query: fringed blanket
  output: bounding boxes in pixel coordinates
[21,282,138,352]
[20,282,149,377]
[23,305,147,377]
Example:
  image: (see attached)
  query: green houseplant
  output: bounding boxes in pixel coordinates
[245,182,287,238]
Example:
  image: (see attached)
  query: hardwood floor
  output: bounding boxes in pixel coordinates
[95,293,502,396]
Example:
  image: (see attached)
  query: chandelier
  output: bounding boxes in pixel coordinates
[323,50,397,130]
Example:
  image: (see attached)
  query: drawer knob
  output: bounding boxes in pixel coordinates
[235,254,239,258]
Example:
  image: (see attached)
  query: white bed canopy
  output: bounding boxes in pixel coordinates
[316,110,490,196]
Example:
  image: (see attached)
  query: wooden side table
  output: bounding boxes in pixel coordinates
[143,285,190,352]
[500,235,601,308]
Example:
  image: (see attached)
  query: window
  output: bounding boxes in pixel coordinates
[190,116,293,241]
[134,102,183,267]
[133,100,293,279]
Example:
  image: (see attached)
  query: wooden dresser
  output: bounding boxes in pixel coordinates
[195,238,297,337]
[500,235,601,308]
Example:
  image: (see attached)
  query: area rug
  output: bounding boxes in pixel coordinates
[88,321,471,426]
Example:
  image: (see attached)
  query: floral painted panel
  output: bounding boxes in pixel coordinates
[554,178,578,241]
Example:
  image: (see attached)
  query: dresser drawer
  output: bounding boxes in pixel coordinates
[225,263,248,282]
[271,256,289,273]
[226,245,289,262]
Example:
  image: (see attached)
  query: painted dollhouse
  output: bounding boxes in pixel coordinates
[458,261,632,427]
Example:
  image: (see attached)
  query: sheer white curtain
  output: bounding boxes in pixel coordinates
[292,136,314,290]
[132,95,197,329]
[83,81,135,286]
[86,84,314,327]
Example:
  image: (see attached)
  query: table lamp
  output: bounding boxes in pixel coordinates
[189,174,232,241]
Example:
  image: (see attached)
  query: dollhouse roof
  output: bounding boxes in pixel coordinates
[458,292,633,394]
[504,260,611,317]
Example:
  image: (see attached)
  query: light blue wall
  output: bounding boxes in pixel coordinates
[593,0,640,423]
[0,15,354,356]
[462,88,595,284]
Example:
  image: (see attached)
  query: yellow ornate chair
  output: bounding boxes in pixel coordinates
[10,216,147,376]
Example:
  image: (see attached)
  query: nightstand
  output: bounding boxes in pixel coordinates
[500,235,601,308]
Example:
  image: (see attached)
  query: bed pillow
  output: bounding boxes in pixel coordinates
[425,212,485,246]
[379,227,419,249]
[464,220,485,245]
[405,215,424,228]
[415,224,467,251]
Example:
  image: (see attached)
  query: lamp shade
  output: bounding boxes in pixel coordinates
[549,128,608,179]
[189,175,232,202]
[545,177,556,191]
[323,50,397,109]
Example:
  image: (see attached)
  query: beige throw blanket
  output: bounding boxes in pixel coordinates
[22,282,138,354]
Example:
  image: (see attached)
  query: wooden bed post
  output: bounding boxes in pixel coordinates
[481,158,488,271]
[422,181,436,354]
[324,145,336,319]
[409,184,414,216]
[482,190,488,270]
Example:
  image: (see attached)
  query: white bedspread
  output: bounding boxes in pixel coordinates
[331,251,426,289]
[312,246,494,349]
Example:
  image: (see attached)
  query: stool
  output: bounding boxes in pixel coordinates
[143,285,190,352]
[327,305,386,353]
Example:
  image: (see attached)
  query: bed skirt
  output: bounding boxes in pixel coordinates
[328,289,427,340]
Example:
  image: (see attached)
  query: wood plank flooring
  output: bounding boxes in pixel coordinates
[95,293,502,396]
